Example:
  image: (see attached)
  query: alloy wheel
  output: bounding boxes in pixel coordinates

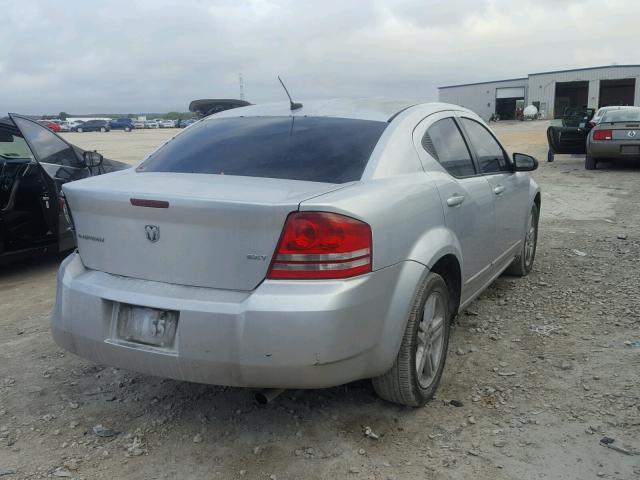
[415,292,446,389]
[524,212,537,267]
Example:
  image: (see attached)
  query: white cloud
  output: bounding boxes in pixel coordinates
[0,0,637,114]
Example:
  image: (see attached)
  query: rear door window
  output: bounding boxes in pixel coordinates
[137,116,388,183]
[460,118,511,174]
[422,118,476,177]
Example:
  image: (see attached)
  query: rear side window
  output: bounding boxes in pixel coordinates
[422,118,476,177]
[11,116,83,168]
[138,116,388,183]
[460,118,511,174]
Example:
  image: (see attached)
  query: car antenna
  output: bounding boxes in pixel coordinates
[278,76,303,111]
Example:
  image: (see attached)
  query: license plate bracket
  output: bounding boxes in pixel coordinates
[113,303,178,349]
[620,145,640,155]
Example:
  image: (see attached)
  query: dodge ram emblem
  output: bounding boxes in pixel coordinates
[628,130,637,138]
[145,225,160,243]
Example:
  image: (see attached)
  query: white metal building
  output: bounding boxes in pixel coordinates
[438,65,640,120]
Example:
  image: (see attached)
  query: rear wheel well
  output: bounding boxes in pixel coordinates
[430,255,461,318]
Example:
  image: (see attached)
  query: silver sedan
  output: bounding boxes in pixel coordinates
[52,99,540,406]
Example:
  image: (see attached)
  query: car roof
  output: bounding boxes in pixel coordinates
[208,99,468,123]
[597,105,636,113]
[601,106,640,117]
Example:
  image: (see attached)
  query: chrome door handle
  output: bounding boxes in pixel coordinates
[446,195,465,207]
[493,185,506,195]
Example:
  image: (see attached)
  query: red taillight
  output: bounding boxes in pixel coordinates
[593,129,612,141]
[130,198,170,208]
[267,212,372,280]
[60,195,74,230]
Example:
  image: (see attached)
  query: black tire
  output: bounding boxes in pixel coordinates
[505,204,539,276]
[372,272,452,407]
[585,154,596,170]
[547,149,554,162]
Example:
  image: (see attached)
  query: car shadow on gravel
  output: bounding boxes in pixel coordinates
[593,158,640,171]
[0,251,67,281]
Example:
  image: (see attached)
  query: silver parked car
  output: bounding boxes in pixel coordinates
[52,100,540,406]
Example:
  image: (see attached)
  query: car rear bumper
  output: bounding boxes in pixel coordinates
[589,141,640,159]
[52,253,424,388]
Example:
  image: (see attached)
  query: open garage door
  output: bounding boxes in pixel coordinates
[554,81,588,118]
[495,87,525,120]
[599,79,635,107]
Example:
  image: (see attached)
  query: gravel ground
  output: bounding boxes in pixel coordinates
[1,121,639,479]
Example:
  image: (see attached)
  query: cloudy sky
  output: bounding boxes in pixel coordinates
[1,0,638,114]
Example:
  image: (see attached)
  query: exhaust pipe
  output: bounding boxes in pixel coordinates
[254,388,285,405]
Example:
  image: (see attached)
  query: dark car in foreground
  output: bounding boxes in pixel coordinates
[109,118,134,132]
[74,120,110,132]
[0,114,128,264]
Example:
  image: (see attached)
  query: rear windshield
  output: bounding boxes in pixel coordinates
[601,110,640,123]
[137,116,388,183]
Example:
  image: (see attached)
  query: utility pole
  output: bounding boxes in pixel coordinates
[238,73,245,100]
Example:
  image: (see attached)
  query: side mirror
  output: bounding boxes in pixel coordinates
[83,150,103,168]
[512,153,538,172]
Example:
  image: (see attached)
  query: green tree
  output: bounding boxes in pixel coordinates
[59,112,69,120]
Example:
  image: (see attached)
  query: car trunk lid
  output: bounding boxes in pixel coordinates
[63,170,347,291]
[610,123,640,140]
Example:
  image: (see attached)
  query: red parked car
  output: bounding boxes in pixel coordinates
[37,120,62,133]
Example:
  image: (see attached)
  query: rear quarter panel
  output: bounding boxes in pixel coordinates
[300,173,460,373]
[299,174,457,271]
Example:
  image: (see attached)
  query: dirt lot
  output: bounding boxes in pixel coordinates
[1,122,639,479]
[60,128,178,166]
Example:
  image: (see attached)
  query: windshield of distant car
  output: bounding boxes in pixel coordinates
[601,110,640,123]
[137,116,388,183]
[0,131,33,160]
